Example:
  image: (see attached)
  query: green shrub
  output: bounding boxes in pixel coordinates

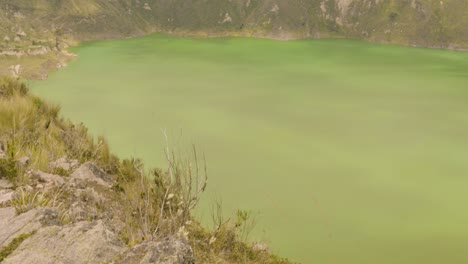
[0,158,17,181]
[117,158,143,183]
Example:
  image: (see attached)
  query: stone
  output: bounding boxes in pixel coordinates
[51,157,79,171]
[118,236,195,264]
[1,50,25,57]
[3,36,10,42]
[0,208,52,247]
[16,30,27,37]
[221,13,232,23]
[27,46,50,56]
[70,162,114,188]
[32,171,65,187]
[252,242,269,252]
[271,4,280,13]
[8,64,22,78]
[0,179,14,189]
[144,3,152,10]
[0,207,16,231]
[2,220,126,264]
[0,189,15,204]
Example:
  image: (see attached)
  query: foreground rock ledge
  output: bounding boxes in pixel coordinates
[0,208,194,263]
[0,160,195,264]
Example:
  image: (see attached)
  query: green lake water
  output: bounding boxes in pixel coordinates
[33,34,468,263]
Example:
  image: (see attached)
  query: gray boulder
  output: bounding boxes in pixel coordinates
[2,220,126,264]
[0,207,55,247]
[0,179,14,189]
[70,162,114,188]
[32,170,66,188]
[0,189,15,204]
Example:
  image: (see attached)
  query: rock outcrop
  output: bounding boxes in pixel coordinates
[0,159,195,264]
[70,162,114,188]
[0,207,55,248]
[32,171,65,188]
[0,0,467,49]
[2,220,126,264]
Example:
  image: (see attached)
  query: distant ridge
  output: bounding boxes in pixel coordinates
[1,0,467,78]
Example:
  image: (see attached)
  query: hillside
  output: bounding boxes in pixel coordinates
[0,77,290,263]
[1,0,467,78]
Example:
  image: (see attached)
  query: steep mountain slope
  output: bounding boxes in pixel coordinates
[2,0,467,47]
[1,0,467,78]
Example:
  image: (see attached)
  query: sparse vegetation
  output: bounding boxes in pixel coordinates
[0,143,17,182]
[0,232,35,262]
[10,187,53,214]
[0,77,290,263]
[0,77,115,180]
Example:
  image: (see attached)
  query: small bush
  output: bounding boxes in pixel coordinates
[10,187,52,214]
[118,140,207,246]
[117,158,144,183]
[0,77,28,98]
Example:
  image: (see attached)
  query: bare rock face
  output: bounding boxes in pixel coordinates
[0,207,16,232]
[70,162,114,188]
[0,208,56,247]
[118,236,195,264]
[69,187,107,222]
[2,220,126,264]
[26,46,51,56]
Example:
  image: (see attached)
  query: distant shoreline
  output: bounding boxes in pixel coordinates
[1,30,467,81]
